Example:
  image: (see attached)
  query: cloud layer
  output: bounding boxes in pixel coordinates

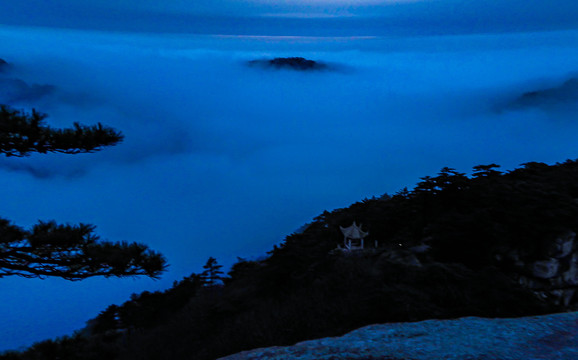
[1,25,578,351]
[2,1,578,35]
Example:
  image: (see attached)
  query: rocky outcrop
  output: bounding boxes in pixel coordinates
[378,245,425,267]
[498,230,578,307]
[219,311,578,360]
[248,57,328,71]
[333,229,578,309]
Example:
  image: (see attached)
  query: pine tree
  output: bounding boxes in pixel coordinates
[200,257,224,287]
[0,105,166,280]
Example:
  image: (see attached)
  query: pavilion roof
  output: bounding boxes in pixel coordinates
[340,221,368,239]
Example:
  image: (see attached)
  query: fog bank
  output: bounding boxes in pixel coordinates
[1,26,578,350]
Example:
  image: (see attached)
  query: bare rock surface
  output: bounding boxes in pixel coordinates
[219,312,578,360]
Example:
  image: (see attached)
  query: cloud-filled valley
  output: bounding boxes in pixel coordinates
[1,25,578,351]
[4,30,578,181]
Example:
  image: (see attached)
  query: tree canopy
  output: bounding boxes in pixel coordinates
[0,105,123,157]
[0,105,166,280]
[0,220,165,280]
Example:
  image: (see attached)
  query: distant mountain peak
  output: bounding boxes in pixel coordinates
[248,57,328,71]
[511,76,578,108]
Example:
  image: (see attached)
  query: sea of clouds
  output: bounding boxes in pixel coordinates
[1,25,578,351]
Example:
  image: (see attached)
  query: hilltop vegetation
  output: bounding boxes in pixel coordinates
[247,57,328,71]
[5,160,578,359]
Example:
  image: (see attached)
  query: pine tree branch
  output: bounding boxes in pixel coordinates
[0,219,167,280]
[0,105,166,280]
[0,105,123,157]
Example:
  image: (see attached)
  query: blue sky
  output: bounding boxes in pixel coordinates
[1,0,578,353]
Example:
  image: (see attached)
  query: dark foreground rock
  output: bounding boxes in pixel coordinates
[219,311,578,360]
[248,57,327,71]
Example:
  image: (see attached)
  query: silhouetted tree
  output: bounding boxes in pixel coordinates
[472,164,502,178]
[89,305,121,334]
[0,105,123,156]
[200,257,223,287]
[0,105,166,280]
[433,167,469,192]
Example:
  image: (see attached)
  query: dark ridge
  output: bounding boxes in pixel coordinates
[0,78,55,103]
[248,57,328,71]
[512,77,578,108]
[8,160,578,359]
[0,58,55,103]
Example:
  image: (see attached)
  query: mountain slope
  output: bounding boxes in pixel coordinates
[5,160,578,360]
